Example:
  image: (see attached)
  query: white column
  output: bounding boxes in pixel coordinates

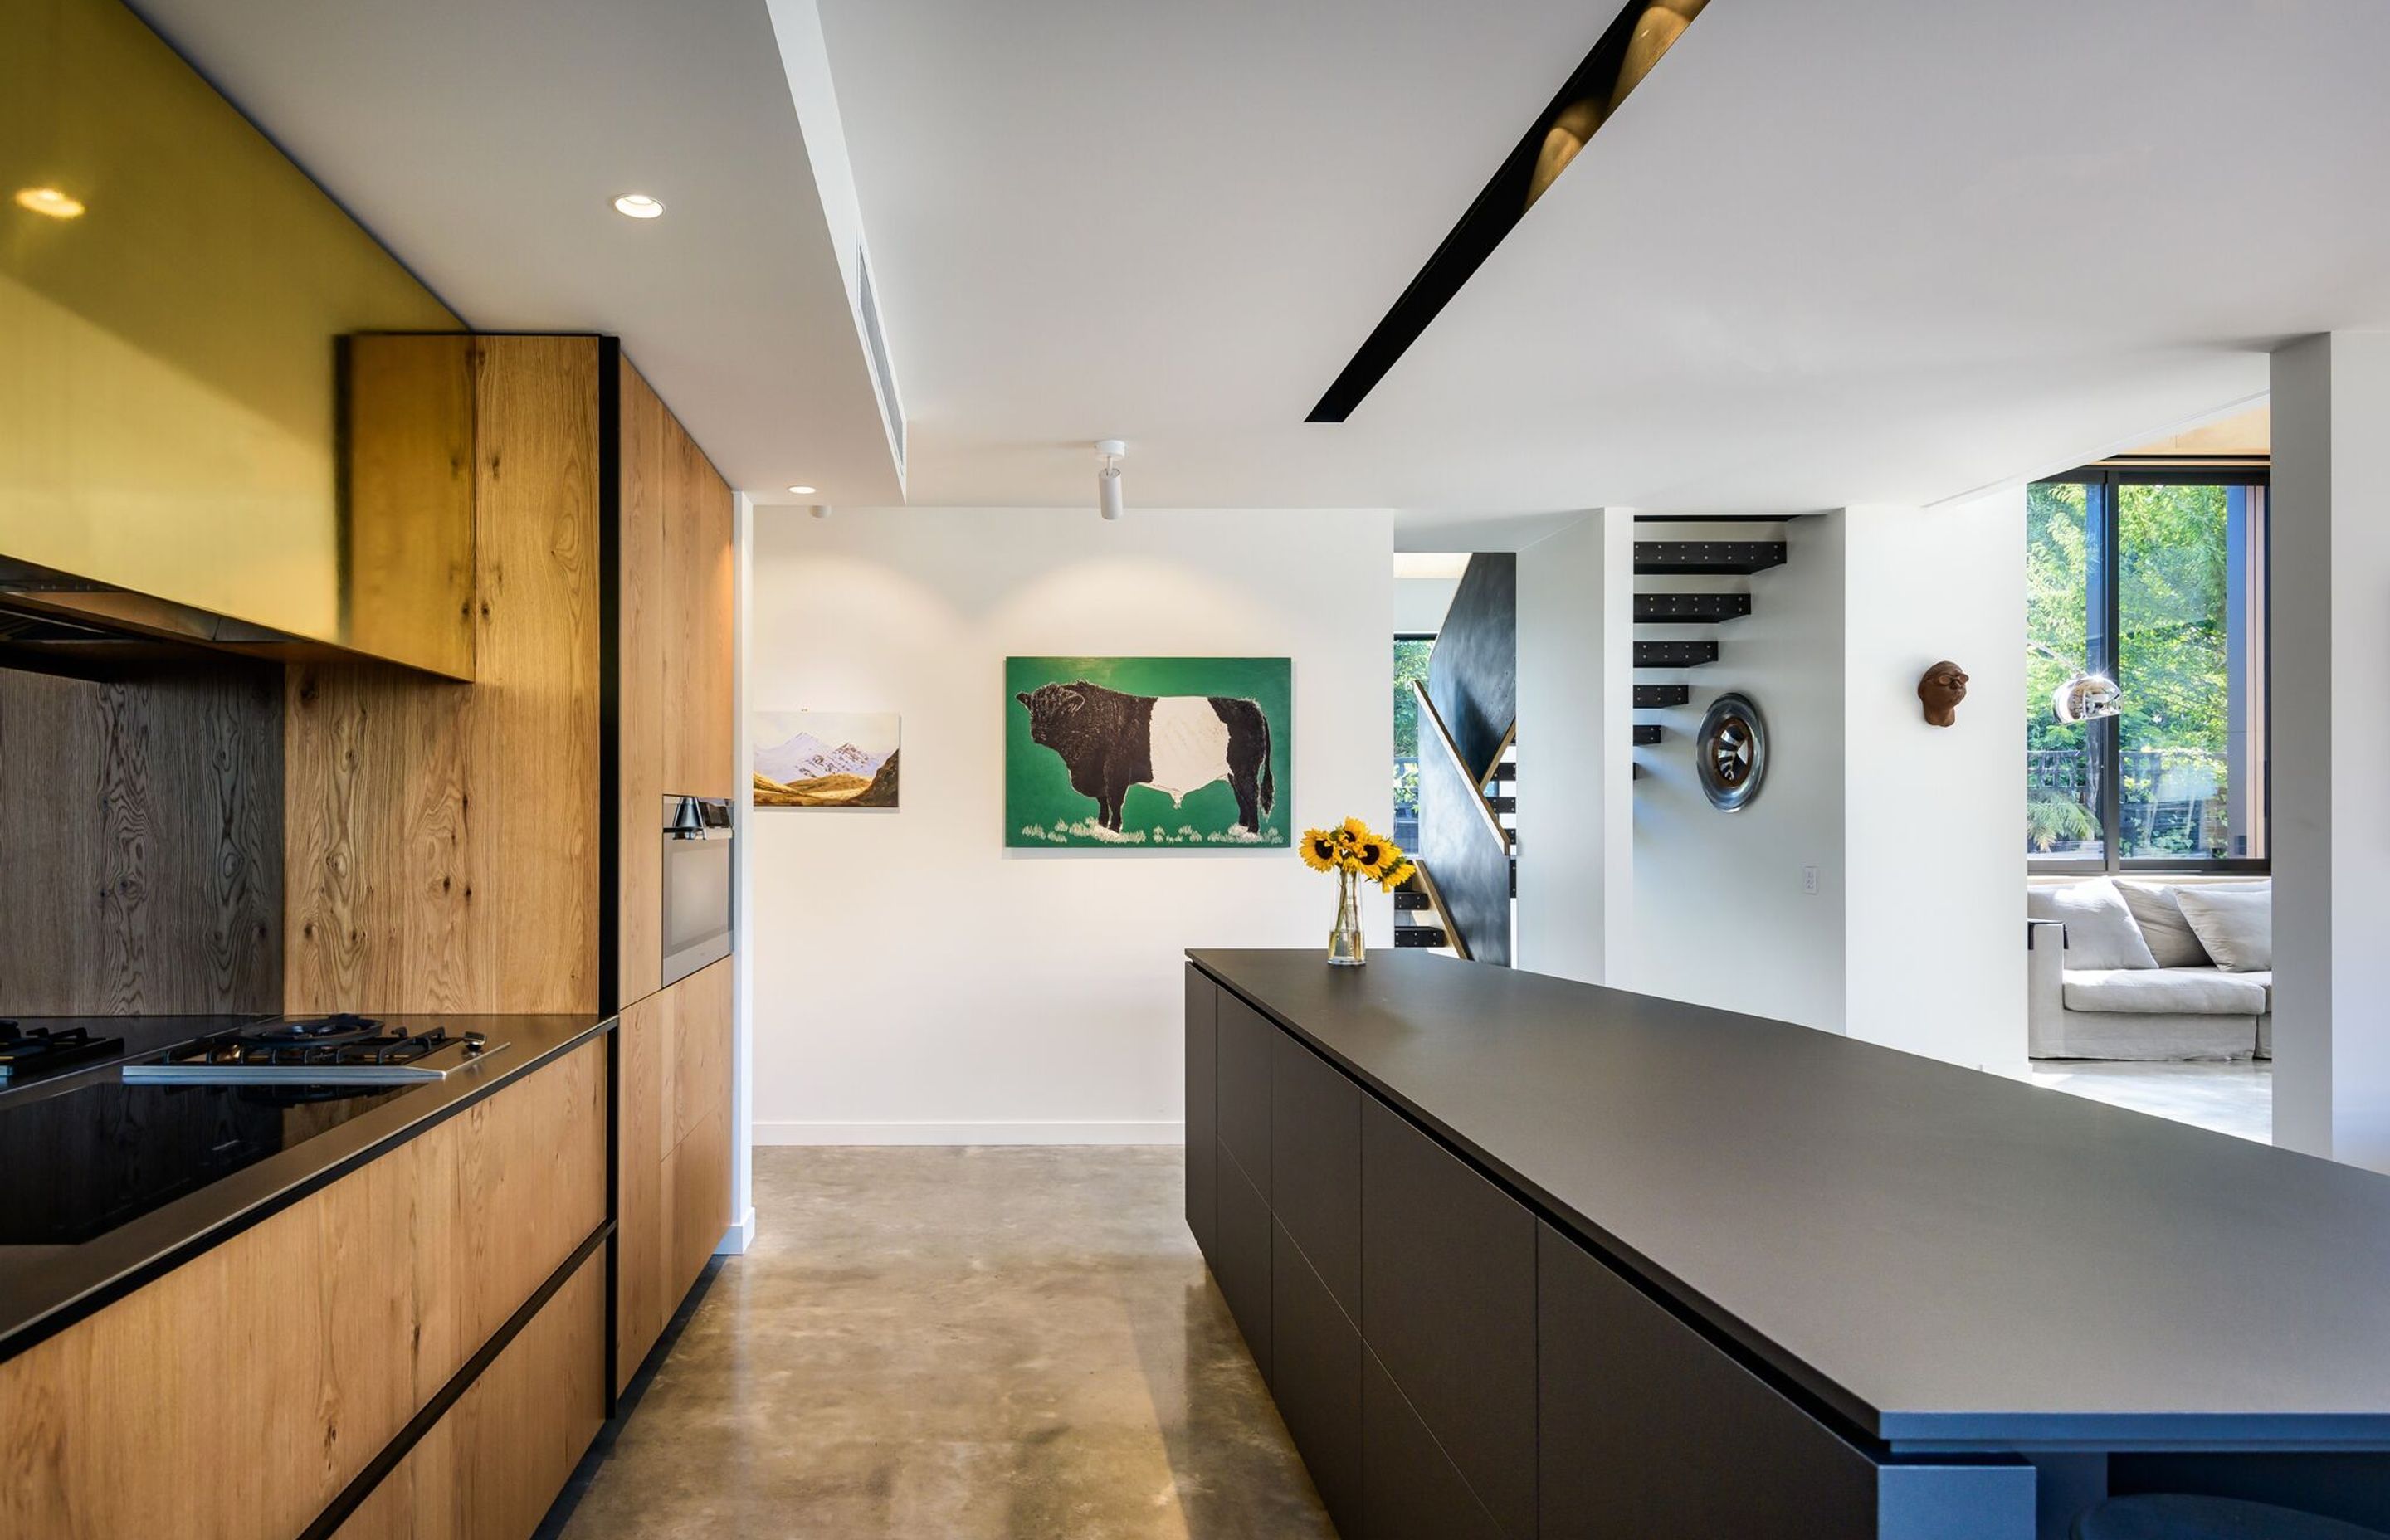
[1839,495,2027,1070]
[2271,334,2390,1170]
[1514,509,1633,985]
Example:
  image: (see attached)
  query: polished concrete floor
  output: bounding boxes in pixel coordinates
[558,1146,1333,1540]
[2027,1060,2273,1143]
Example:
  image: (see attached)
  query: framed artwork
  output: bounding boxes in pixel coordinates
[1007,656,1290,847]
[753,711,900,808]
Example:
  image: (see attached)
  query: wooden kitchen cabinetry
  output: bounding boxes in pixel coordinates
[615,955,735,1391]
[616,352,736,1011]
[0,1039,607,1540]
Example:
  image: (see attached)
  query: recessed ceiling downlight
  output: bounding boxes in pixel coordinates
[612,193,665,219]
[786,485,816,496]
[14,187,85,219]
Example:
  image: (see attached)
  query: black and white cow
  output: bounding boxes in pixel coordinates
[1014,680,1275,835]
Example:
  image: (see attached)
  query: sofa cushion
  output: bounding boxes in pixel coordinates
[2116,880,2268,968]
[2176,886,2272,972]
[2241,970,2272,1013]
[2062,967,2268,1015]
[2028,879,2158,970]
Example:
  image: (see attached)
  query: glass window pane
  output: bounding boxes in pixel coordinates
[2115,482,2264,861]
[1393,636,1431,847]
[2027,481,2105,861]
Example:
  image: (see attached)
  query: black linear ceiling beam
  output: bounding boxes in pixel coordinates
[1305,0,1697,422]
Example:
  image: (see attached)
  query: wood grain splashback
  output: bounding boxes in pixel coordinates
[285,336,603,1015]
[0,659,280,1013]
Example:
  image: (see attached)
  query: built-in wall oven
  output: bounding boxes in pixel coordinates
[661,795,735,987]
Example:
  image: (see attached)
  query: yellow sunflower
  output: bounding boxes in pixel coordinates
[1349,834,1393,878]
[1378,859,1417,893]
[1300,828,1343,873]
[1337,815,1374,847]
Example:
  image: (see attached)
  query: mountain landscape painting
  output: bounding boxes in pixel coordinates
[754,711,900,809]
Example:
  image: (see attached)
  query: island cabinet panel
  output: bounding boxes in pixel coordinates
[1362,1351,1507,1540]
[332,1250,607,1540]
[616,956,735,1391]
[1272,1222,1363,1534]
[1185,967,1219,1264]
[1361,1099,1539,1538]
[1270,1028,1360,1318]
[1216,991,1274,1199]
[1537,1217,1878,1538]
[0,1039,606,1540]
[1214,1148,1275,1385]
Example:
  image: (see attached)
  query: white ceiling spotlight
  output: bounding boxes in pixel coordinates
[1095,440,1125,521]
[612,192,665,219]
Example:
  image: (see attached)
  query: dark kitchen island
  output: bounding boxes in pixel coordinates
[1186,948,2390,1540]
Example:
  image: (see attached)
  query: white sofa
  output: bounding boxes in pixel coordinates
[2026,878,2271,1061]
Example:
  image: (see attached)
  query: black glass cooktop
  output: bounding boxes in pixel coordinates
[0,1079,407,1246]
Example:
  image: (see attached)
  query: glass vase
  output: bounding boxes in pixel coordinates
[1327,868,1366,967]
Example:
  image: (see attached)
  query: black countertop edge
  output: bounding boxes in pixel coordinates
[1188,953,1894,1450]
[0,1012,615,1364]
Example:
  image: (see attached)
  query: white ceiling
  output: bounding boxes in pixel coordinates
[131,0,904,505]
[817,0,2390,526]
[130,0,2390,530]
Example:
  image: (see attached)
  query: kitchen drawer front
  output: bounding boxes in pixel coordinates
[1271,1025,1361,1318]
[1215,1143,1275,1385]
[332,1246,607,1540]
[1216,991,1274,1198]
[1537,1219,1875,1539]
[1185,966,1219,1264]
[1363,1348,1506,1540]
[1361,1098,1537,1537]
[1272,1221,1363,1534]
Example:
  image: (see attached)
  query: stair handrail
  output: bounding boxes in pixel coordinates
[1409,859,1474,963]
[1408,679,1512,857]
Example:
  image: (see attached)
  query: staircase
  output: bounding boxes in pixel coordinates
[1632,529,1788,769]
[1405,553,1517,964]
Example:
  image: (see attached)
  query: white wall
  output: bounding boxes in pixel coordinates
[746,505,1393,1143]
[1840,495,2025,1069]
[1515,511,1632,985]
[1629,519,1850,1031]
[1394,576,1459,635]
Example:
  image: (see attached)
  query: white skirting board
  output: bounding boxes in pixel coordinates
[715,1206,757,1255]
[754,1120,1187,1146]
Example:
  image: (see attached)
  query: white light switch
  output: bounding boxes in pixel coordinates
[1802,865,1820,895]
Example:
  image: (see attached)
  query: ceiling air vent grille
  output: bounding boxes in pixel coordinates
[857,245,905,475]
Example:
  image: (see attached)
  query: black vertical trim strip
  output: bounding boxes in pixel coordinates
[595,337,626,1413]
[297,1221,615,1540]
[597,336,623,1016]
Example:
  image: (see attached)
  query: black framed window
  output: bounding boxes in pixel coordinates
[2027,465,2269,873]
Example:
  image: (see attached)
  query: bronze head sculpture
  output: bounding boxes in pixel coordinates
[1917,661,1968,727]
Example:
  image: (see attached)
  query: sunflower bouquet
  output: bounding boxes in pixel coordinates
[1300,816,1415,966]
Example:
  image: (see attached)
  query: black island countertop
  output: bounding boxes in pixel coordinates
[0,1011,612,1362]
[1190,948,2390,1451]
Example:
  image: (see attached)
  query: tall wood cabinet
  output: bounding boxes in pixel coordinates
[611,351,737,1390]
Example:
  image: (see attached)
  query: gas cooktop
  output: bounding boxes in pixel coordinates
[0,1022,125,1081]
[122,1015,504,1085]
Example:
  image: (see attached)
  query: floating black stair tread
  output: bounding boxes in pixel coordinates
[1634,685,1690,709]
[1394,927,1447,948]
[1485,793,1516,814]
[1636,640,1718,668]
[1633,541,1787,576]
[1634,724,1663,746]
[1394,890,1432,912]
[1635,592,1752,624]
